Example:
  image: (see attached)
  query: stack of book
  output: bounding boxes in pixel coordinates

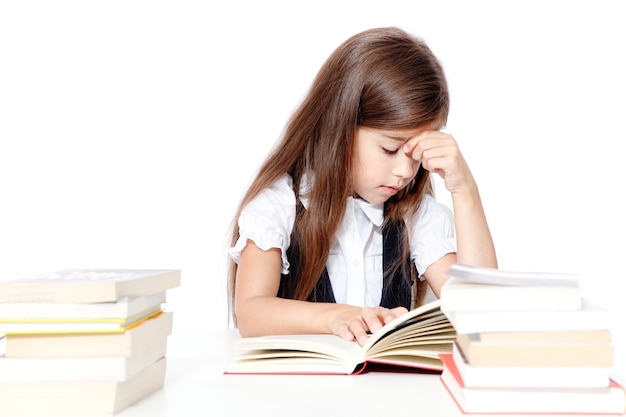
[438,263,625,415]
[0,269,181,416]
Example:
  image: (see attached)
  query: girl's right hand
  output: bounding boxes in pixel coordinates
[330,305,408,346]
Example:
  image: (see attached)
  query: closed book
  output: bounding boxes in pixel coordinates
[0,323,168,382]
[440,277,581,312]
[456,332,614,367]
[0,307,163,334]
[5,311,173,358]
[439,353,626,415]
[444,298,611,334]
[441,264,581,312]
[474,329,612,344]
[0,357,166,417]
[444,263,579,286]
[449,344,611,388]
[0,291,166,320]
[0,269,181,303]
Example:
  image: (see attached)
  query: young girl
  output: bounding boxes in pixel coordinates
[227,27,497,346]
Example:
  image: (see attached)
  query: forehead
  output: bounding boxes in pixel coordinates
[360,124,441,141]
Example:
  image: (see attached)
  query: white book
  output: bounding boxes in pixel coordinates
[441,264,581,312]
[0,330,167,382]
[0,357,166,416]
[444,298,612,334]
[445,263,578,286]
[0,269,181,303]
[0,291,166,320]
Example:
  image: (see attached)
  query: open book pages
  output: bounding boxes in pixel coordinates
[226,300,456,375]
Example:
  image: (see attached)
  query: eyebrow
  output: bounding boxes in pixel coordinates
[384,134,410,141]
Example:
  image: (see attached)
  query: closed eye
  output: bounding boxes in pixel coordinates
[382,147,399,155]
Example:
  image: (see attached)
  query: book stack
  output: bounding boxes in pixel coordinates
[0,269,181,416]
[438,263,625,415]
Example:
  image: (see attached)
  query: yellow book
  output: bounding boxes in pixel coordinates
[5,312,173,358]
[0,308,164,334]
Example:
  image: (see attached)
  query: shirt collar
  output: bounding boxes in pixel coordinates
[298,173,384,227]
[351,197,384,227]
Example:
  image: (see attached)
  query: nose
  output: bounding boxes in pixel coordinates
[392,153,417,179]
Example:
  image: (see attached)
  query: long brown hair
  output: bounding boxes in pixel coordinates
[227,27,449,321]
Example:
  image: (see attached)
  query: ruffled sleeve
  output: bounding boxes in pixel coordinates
[228,174,296,275]
[407,195,457,276]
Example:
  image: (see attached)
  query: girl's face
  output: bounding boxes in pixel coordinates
[352,126,427,204]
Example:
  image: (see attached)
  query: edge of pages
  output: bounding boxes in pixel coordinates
[445,263,579,287]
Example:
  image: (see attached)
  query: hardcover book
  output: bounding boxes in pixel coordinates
[226,300,455,375]
[439,352,626,414]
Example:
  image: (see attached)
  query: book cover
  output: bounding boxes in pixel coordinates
[439,353,626,414]
[441,264,581,312]
[444,297,612,334]
[5,311,173,358]
[0,269,181,303]
[225,299,456,375]
[0,357,166,417]
[448,345,611,388]
[456,332,614,367]
[0,291,166,320]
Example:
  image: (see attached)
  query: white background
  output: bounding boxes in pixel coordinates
[0,0,624,366]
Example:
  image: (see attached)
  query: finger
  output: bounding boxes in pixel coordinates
[334,322,355,341]
[403,131,450,152]
[404,136,448,162]
[386,306,409,323]
[360,307,386,333]
[348,319,370,346]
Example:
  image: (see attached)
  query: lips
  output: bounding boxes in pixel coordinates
[381,185,400,195]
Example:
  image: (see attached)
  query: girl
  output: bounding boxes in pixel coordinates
[227,27,497,346]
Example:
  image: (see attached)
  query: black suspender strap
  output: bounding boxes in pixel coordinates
[279,201,412,310]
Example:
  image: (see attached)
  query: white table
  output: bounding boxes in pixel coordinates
[116,328,626,417]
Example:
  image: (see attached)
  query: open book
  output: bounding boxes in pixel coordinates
[225,300,455,375]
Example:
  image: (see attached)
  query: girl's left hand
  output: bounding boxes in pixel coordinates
[403,131,475,194]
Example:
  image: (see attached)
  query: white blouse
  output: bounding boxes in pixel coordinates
[229,174,456,307]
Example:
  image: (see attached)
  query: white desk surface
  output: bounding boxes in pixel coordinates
[116,328,626,417]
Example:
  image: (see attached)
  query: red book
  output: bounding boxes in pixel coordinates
[439,353,626,415]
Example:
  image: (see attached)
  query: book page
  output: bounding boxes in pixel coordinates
[361,300,444,353]
[234,334,363,365]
